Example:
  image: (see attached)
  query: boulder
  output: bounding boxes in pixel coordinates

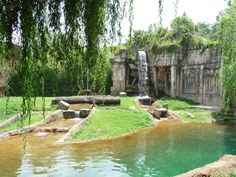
[119,92,127,97]
[57,101,70,110]
[138,96,152,106]
[80,109,90,118]
[63,110,76,119]
[153,108,168,119]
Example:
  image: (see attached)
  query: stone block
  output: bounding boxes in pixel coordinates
[153,108,168,119]
[57,101,70,110]
[80,109,90,118]
[119,92,127,97]
[63,110,76,119]
[138,96,152,106]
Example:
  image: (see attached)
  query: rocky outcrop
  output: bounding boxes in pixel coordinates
[175,155,236,177]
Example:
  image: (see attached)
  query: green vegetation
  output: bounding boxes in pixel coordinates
[215,171,236,177]
[128,14,218,55]
[0,111,51,134]
[219,0,236,110]
[68,97,154,142]
[0,97,54,123]
[229,171,236,177]
[156,97,234,123]
[0,0,128,124]
[156,96,199,110]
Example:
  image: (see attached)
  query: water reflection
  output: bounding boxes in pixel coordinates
[0,121,236,177]
[0,136,23,177]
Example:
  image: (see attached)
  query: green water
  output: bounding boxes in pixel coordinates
[0,121,236,177]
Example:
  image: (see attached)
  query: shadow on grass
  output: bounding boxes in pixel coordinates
[211,112,236,123]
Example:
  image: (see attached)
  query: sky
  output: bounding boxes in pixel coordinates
[121,0,228,39]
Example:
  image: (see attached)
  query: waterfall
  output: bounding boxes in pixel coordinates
[137,51,148,96]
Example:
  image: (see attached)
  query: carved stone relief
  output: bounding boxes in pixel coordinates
[204,69,220,94]
[183,69,200,94]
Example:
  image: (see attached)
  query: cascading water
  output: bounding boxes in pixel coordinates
[137,51,148,96]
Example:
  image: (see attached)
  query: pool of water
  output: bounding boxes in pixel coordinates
[0,120,236,177]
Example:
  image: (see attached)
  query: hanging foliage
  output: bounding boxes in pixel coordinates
[0,0,128,120]
[219,0,236,111]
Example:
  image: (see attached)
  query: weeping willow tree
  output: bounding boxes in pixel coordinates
[219,0,236,111]
[0,0,125,119]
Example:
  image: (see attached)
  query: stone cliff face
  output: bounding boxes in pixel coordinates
[147,48,221,106]
[110,48,221,106]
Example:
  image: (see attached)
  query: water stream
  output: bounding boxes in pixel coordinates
[0,120,236,177]
[137,51,148,96]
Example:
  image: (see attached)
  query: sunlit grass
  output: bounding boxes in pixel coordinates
[156,96,234,123]
[69,97,154,142]
[0,111,51,134]
[0,97,54,123]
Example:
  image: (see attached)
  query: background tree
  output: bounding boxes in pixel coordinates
[0,0,126,118]
[219,0,236,110]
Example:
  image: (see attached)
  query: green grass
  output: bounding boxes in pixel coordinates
[156,96,199,110]
[0,111,51,134]
[215,170,236,177]
[156,96,234,123]
[0,97,54,123]
[229,171,236,177]
[68,97,154,142]
[175,109,217,123]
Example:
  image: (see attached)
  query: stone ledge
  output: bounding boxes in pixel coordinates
[175,155,236,177]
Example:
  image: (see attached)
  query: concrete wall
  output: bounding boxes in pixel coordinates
[110,58,127,95]
[148,48,221,106]
[110,48,221,106]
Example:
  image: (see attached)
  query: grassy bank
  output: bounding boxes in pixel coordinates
[68,97,154,142]
[0,111,52,134]
[0,97,55,133]
[0,97,54,123]
[156,96,234,123]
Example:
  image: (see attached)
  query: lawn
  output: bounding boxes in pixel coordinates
[68,97,154,142]
[0,110,52,134]
[0,97,55,133]
[156,96,234,123]
[0,97,54,123]
[156,96,199,110]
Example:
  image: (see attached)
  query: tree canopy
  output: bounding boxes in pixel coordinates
[219,0,236,110]
[0,0,127,116]
[128,14,217,55]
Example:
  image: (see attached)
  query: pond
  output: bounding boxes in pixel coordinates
[0,120,236,177]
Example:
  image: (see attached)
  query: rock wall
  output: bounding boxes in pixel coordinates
[110,48,221,106]
[148,48,221,106]
[110,57,127,95]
